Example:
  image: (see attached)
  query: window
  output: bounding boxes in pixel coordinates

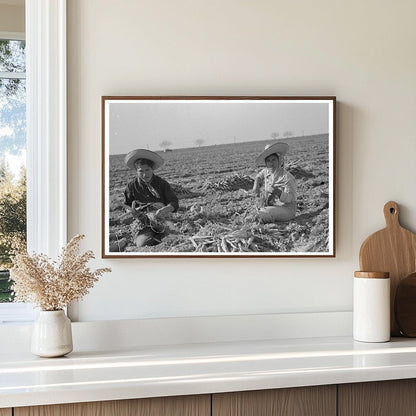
[0,34,26,304]
[0,0,67,324]
[0,32,34,322]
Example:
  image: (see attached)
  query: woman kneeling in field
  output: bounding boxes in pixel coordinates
[124,149,179,247]
[252,142,296,223]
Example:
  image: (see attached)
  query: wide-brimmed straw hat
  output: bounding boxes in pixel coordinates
[255,142,289,167]
[124,149,164,170]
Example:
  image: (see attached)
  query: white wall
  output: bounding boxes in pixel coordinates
[67,0,416,322]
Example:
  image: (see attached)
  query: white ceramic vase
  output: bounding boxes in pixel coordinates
[31,310,73,357]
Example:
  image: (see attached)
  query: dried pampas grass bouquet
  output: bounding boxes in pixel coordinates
[10,234,111,311]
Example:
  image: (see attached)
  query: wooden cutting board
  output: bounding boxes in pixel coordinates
[359,201,416,336]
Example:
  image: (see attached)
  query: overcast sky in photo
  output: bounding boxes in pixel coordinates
[108,100,331,155]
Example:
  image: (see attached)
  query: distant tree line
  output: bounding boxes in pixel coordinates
[271,131,294,141]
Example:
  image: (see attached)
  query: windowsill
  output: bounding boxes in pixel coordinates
[0,303,36,324]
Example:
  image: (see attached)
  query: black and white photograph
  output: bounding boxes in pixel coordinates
[102,96,335,257]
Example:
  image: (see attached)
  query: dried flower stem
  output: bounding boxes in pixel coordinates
[10,234,111,310]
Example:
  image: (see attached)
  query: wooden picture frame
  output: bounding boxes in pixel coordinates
[102,96,336,258]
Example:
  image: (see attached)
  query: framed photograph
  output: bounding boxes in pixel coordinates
[102,96,336,258]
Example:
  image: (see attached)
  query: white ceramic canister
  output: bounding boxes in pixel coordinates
[353,271,390,343]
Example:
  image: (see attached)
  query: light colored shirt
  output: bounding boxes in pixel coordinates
[255,167,297,208]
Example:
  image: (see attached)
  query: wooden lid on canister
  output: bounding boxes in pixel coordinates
[354,271,390,279]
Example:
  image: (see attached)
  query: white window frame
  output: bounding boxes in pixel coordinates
[0,0,67,323]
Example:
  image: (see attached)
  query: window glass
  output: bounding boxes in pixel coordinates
[0,38,27,304]
[0,39,25,72]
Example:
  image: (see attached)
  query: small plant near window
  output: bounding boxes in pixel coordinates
[9,234,111,311]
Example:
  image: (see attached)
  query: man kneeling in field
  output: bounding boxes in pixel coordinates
[124,149,179,247]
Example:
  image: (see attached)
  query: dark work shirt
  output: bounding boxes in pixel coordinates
[124,175,179,212]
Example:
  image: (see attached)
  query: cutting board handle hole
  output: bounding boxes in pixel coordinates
[390,207,396,214]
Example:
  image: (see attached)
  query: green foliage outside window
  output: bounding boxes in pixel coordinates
[0,163,26,302]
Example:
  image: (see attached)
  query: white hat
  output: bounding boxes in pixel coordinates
[255,142,289,167]
[124,149,164,170]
